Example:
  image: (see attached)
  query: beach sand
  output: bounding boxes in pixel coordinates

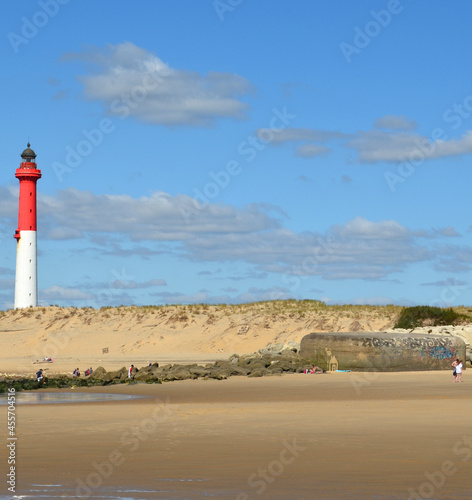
[2,371,471,499]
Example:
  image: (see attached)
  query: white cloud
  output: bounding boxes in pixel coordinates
[374,115,417,131]
[348,129,472,163]
[0,267,14,277]
[151,286,294,305]
[295,143,330,157]
[432,226,460,237]
[0,278,14,291]
[34,189,441,281]
[332,216,410,240]
[63,42,253,126]
[255,127,349,144]
[45,227,83,240]
[183,218,430,280]
[6,187,464,285]
[41,285,94,301]
[150,290,213,304]
[346,296,407,306]
[421,278,466,287]
[254,120,472,164]
[109,278,167,289]
[433,245,472,273]
[0,186,18,218]
[253,126,351,160]
[39,188,280,241]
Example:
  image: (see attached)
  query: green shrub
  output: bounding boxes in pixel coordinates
[394,306,470,329]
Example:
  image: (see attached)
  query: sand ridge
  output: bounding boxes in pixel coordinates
[0,302,400,375]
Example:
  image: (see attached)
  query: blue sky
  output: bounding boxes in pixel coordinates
[1,0,472,310]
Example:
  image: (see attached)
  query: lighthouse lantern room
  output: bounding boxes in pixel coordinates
[14,143,41,308]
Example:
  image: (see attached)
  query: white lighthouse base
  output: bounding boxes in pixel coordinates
[14,230,38,309]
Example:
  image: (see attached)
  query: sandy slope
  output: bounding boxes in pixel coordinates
[0,302,400,375]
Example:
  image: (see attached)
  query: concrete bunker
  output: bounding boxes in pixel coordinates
[299,332,466,371]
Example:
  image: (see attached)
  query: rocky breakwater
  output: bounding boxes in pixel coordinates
[92,341,305,382]
[0,341,309,392]
[299,331,466,372]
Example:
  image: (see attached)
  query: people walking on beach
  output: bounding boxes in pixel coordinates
[128,364,134,379]
[455,359,463,383]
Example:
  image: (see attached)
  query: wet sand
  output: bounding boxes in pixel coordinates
[2,371,472,499]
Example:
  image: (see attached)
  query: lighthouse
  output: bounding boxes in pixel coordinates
[14,143,42,309]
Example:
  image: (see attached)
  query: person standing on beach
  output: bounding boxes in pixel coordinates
[455,359,463,383]
[452,359,458,382]
[128,364,134,379]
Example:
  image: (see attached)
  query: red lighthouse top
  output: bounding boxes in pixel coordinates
[14,143,41,240]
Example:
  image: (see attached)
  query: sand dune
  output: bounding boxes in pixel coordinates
[0,302,400,375]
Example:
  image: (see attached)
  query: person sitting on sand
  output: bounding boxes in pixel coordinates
[304,365,325,374]
[73,368,80,378]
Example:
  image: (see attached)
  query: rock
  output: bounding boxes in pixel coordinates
[164,367,197,381]
[134,370,159,382]
[259,342,284,355]
[102,367,127,382]
[279,350,300,362]
[246,359,271,371]
[137,363,159,375]
[278,360,300,372]
[258,341,300,356]
[89,366,107,379]
[229,354,240,365]
[220,365,249,377]
[284,340,300,352]
[188,365,210,377]
[206,371,227,380]
[267,364,283,374]
[247,368,269,378]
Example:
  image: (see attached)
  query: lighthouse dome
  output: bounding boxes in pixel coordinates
[21,143,36,160]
